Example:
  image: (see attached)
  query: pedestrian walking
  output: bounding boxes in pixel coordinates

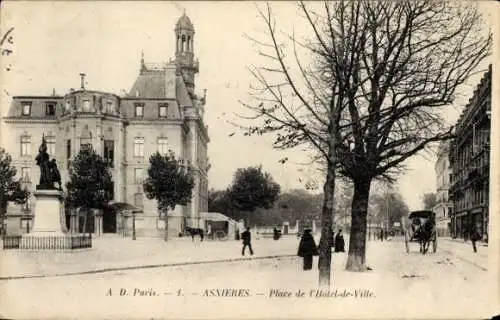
[297,228,318,270]
[207,224,212,240]
[273,227,281,240]
[380,228,384,242]
[334,229,346,252]
[470,227,481,253]
[241,227,254,256]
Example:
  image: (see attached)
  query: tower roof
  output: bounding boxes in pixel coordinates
[176,12,194,31]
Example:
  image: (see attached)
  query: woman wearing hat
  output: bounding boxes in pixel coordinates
[297,228,318,270]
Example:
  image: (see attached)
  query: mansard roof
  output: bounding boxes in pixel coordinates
[6,96,63,118]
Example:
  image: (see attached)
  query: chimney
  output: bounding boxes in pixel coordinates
[79,73,86,90]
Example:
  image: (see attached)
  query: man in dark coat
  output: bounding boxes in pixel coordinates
[241,227,253,256]
[334,229,346,252]
[297,229,318,270]
[470,227,481,253]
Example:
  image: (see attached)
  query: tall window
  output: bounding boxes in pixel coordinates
[45,102,56,116]
[20,136,31,156]
[21,167,31,182]
[157,138,168,154]
[134,193,144,208]
[21,102,32,116]
[134,168,144,184]
[135,103,144,117]
[46,136,56,155]
[133,137,144,157]
[106,181,115,201]
[66,140,71,159]
[104,140,114,168]
[66,140,72,169]
[158,104,168,118]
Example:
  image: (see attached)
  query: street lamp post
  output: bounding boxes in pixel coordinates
[132,211,136,240]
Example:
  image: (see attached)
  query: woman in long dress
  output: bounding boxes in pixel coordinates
[334,229,346,252]
[297,229,318,270]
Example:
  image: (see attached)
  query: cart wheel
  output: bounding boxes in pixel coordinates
[215,231,227,240]
[433,235,437,253]
[404,229,410,253]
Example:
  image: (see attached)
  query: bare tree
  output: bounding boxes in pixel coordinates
[240,0,491,282]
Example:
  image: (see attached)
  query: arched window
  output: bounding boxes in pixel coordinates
[182,35,186,52]
[187,36,191,51]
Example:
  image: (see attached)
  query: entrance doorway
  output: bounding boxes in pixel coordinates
[103,207,117,233]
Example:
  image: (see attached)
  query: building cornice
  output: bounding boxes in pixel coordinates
[12,96,63,100]
[2,117,59,124]
[127,119,184,125]
[121,97,177,101]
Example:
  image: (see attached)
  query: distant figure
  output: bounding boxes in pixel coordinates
[380,228,384,242]
[235,228,240,241]
[273,227,281,240]
[297,229,318,270]
[241,227,253,256]
[470,227,481,253]
[334,229,345,252]
[207,224,212,240]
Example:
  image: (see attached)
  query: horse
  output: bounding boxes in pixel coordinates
[185,226,204,242]
[414,218,434,254]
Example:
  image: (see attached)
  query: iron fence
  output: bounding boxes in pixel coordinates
[1,234,92,250]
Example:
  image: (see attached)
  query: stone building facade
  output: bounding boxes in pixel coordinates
[1,14,209,238]
[449,65,491,241]
[433,141,452,237]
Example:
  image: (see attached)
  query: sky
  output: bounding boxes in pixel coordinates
[0,1,495,211]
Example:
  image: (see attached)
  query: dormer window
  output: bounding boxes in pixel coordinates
[135,103,144,117]
[21,102,32,116]
[65,100,72,113]
[158,104,168,118]
[45,102,56,116]
[82,100,91,112]
[105,101,114,114]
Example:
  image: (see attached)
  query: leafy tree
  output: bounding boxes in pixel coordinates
[422,193,438,211]
[370,192,409,229]
[228,165,280,226]
[242,1,491,282]
[143,151,195,241]
[66,147,113,235]
[0,148,29,233]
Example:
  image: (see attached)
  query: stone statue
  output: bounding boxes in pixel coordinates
[35,135,62,190]
[35,136,51,189]
[49,159,62,190]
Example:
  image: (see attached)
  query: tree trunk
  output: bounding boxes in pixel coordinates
[318,161,336,287]
[346,178,372,271]
[164,209,168,242]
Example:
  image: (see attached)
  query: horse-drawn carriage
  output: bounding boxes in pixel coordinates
[402,210,437,254]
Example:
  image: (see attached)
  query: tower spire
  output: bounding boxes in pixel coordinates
[140,50,147,74]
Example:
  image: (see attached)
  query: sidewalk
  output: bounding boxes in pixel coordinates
[439,237,488,270]
[0,235,301,279]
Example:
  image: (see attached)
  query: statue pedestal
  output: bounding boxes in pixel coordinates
[19,189,90,250]
[29,189,66,234]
